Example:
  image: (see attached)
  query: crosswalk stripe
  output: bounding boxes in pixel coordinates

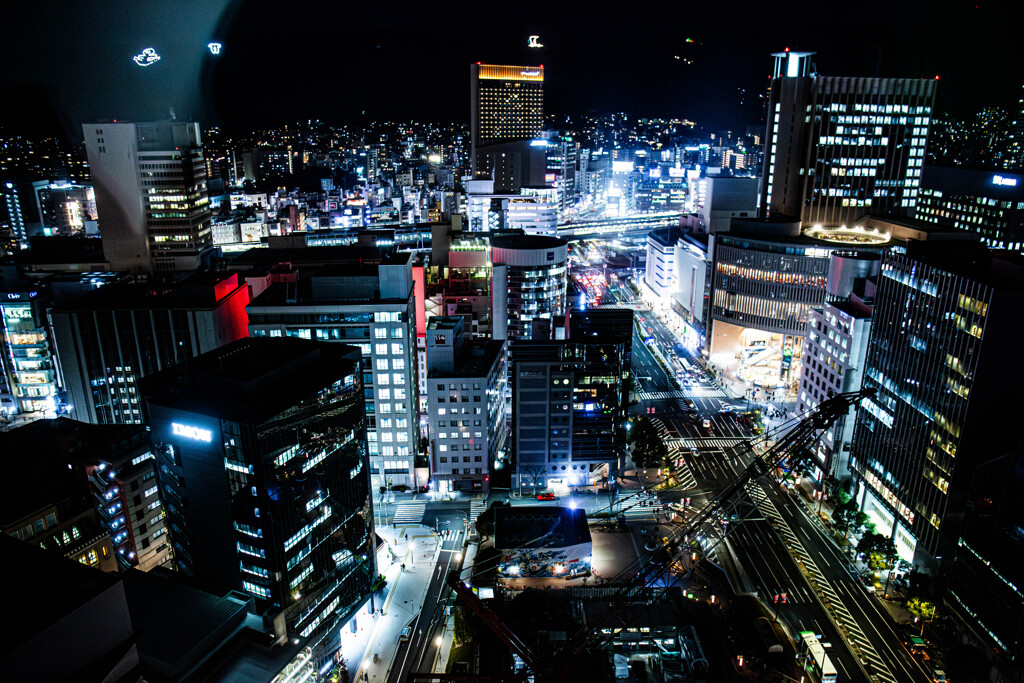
[392,502,426,524]
[470,500,487,524]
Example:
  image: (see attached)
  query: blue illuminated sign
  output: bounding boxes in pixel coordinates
[172,423,212,442]
[133,48,161,67]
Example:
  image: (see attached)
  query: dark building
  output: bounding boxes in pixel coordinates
[915,165,1024,254]
[510,310,633,492]
[761,50,936,227]
[945,449,1024,681]
[0,535,139,681]
[142,337,374,665]
[849,241,1024,572]
[51,271,251,425]
[0,417,170,571]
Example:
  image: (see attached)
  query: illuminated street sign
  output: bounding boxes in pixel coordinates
[208,42,222,55]
[133,48,161,67]
[172,423,212,442]
[528,35,543,48]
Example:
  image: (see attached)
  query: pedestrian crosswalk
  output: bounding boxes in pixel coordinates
[439,528,463,542]
[470,499,487,525]
[391,502,426,525]
[638,387,727,400]
[684,437,752,451]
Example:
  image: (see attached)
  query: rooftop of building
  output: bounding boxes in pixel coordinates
[228,244,407,269]
[829,298,873,319]
[920,165,1024,199]
[0,428,88,529]
[494,506,592,549]
[489,234,567,250]
[121,568,301,682]
[247,265,411,307]
[648,226,685,247]
[898,239,1024,291]
[428,339,505,379]
[0,534,123,655]
[54,271,246,311]
[142,337,362,423]
[568,309,634,343]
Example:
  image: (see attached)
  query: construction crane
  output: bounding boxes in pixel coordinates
[412,389,875,682]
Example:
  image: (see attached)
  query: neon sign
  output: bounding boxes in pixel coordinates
[528,35,543,48]
[993,175,1018,187]
[208,42,222,55]
[133,48,161,67]
[172,423,212,442]
[520,69,540,77]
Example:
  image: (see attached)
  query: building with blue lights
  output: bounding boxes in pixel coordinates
[510,309,633,492]
[142,337,374,665]
[849,240,1024,572]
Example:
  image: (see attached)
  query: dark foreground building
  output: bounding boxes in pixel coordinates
[142,337,374,666]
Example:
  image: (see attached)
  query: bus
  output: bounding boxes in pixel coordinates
[798,631,837,683]
[679,356,693,373]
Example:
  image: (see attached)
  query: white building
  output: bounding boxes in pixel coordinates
[426,316,507,493]
[796,298,872,484]
[246,253,420,489]
[83,121,214,274]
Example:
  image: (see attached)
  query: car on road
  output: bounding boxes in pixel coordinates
[536,492,557,501]
[399,626,411,642]
[685,399,696,409]
[702,419,711,429]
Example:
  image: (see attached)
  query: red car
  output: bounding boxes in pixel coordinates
[536,492,557,501]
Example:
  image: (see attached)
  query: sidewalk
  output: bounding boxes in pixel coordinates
[345,523,438,683]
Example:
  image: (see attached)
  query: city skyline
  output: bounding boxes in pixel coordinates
[1,1,1022,139]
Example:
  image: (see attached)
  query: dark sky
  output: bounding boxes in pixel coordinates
[1,0,1019,141]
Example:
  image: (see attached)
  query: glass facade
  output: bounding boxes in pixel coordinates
[850,249,991,562]
[151,343,372,665]
[0,294,58,414]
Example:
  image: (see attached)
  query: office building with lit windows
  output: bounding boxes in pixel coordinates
[761,50,937,227]
[51,272,252,425]
[470,64,545,192]
[83,121,214,274]
[849,241,1024,572]
[0,286,60,417]
[490,234,568,341]
[915,165,1024,253]
[426,316,507,493]
[510,310,633,492]
[246,252,420,489]
[142,337,373,665]
[0,417,170,572]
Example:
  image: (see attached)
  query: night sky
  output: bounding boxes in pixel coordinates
[1,0,1019,141]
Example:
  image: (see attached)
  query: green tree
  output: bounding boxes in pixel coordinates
[831,498,861,540]
[629,417,669,469]
[906,597,937,635]
[858,532,898,571]
[453,604,474,646]
[474,501,509,539]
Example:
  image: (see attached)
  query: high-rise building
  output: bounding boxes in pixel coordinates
[915,165,1023,253]
[510,309,633,492]
[143,337,373,664]
[1006,83,1024,169]
[83,121,214,274]
[470,64,545,192]
[945,448,1024,680]
[425,316,507,493]
[490,234,568,341]
[245,253,420,490]
[761,50,937,227]
[849,241,1024,571]
[51,272,252,425]
[0,286,61,417]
